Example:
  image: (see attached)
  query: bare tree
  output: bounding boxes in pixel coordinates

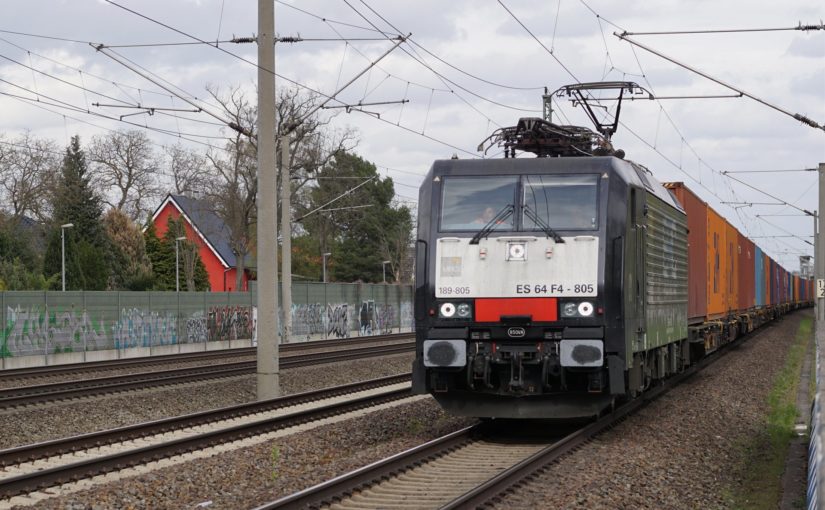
[204,84,356,291]
[163,143,209,196]
[275,87,357,197]
[88,130,161,221]
[0,132,59,223]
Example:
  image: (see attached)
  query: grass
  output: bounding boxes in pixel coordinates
[729,316,813,510]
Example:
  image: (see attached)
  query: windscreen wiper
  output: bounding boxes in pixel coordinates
[469,205,514,245]
[523,205,565,243]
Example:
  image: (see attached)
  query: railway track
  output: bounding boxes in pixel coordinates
[0,374,416,501]
[0,341,414,408]
[0,333,413,383]
[258,326,759,509]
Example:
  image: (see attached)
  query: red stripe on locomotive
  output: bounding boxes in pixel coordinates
[475,298,558,322]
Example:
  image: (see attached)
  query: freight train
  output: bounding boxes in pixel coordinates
[410,83,813,419]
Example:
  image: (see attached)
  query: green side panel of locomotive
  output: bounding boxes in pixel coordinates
[622,186,688,367]
[641,191,688,351]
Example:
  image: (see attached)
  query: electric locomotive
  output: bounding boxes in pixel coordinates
[411,83,690,418]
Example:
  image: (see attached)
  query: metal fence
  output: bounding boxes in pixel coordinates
[0,283,413,358]
[810,319,824,510]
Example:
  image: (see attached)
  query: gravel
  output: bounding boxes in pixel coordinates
[4,310,807,509]
[0,336,412,390]
[0,354,258,390]
[0,353,414,449]
[492,310,810,510]
[21,398,475,510]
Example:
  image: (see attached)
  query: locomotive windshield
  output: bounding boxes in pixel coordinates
[440,176,517,231]
[522,175,598,230]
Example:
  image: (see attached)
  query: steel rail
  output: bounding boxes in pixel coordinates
[0,343,413,408]
[0,385,413,498]
[259,319,783,509]
[443,323,772,509]
[255,425,482,509]
[0,333,413,380]
[0,373,410,467]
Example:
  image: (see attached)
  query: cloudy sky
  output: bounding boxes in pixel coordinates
[2,0,824,269]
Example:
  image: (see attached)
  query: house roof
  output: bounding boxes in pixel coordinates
[150,194,245,269]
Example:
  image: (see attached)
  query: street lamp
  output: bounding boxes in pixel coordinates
[60,223,74,291]
[382,260,391,284]
[175,236,187,292]
[322,252,332,283]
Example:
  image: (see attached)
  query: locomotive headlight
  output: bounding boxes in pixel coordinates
[456,303,472,318]
[561,301,595,318]
[507,242,526,261]
[562,302,578,317]
[439,302,456,318]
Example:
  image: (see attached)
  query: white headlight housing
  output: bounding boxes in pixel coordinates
[561,301,596,318]
[507,242,526,261]
[439,302,456,318]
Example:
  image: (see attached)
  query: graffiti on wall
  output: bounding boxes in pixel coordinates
[186,311,207,343]
[1,289,414,357]
[207,306,255,342]
[400,302,413,330]
[326,303,349,338]
[112,308,178,349]
[2,306,108,356]
[357,301,396,335]
[291,303,324,339]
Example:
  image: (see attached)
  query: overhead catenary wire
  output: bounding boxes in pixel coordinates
[514,0,811,258]
[497,0,582,84]
[615,32,825,132]
[722,168,817,173]
[294,176,378,221]
[570,1,814,260]
[99,0,480,157]
[345,0,535,118]
[278,0,542,91]
[92,45,245,135]
[620,22,825,36]
[1,85,230,153]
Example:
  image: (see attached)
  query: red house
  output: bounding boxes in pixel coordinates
[149,194,252,291]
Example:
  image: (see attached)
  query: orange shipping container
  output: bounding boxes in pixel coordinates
[725,222,739,313]
[794,275,800,303]
[737,233,755,311]
[706,207,728,318]
[663,182,707,322]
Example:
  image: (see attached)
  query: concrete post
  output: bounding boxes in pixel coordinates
[819,163,825,322]
[280,135,292,345]
[256,0,280,399]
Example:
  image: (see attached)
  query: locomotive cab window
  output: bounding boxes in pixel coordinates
[522,175,599,230]
[440,176,517,231]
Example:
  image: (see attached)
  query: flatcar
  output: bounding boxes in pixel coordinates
[410,83,812,419]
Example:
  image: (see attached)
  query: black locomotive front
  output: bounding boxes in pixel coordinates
[411,156,648,419]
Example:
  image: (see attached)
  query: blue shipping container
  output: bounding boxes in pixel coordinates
[755,246,765,306]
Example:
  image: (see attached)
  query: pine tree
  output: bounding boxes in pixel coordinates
[165,217,210,291]
[103,209,153,290]
[295,152,412,283]
[43,136,111,290]
[144,220,175,290]
[144,217,210,291]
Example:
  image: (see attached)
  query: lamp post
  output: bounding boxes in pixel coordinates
[175,236,186,292]
[382,260,391,284]
[322,252,332,283]
[60,223,74,291]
